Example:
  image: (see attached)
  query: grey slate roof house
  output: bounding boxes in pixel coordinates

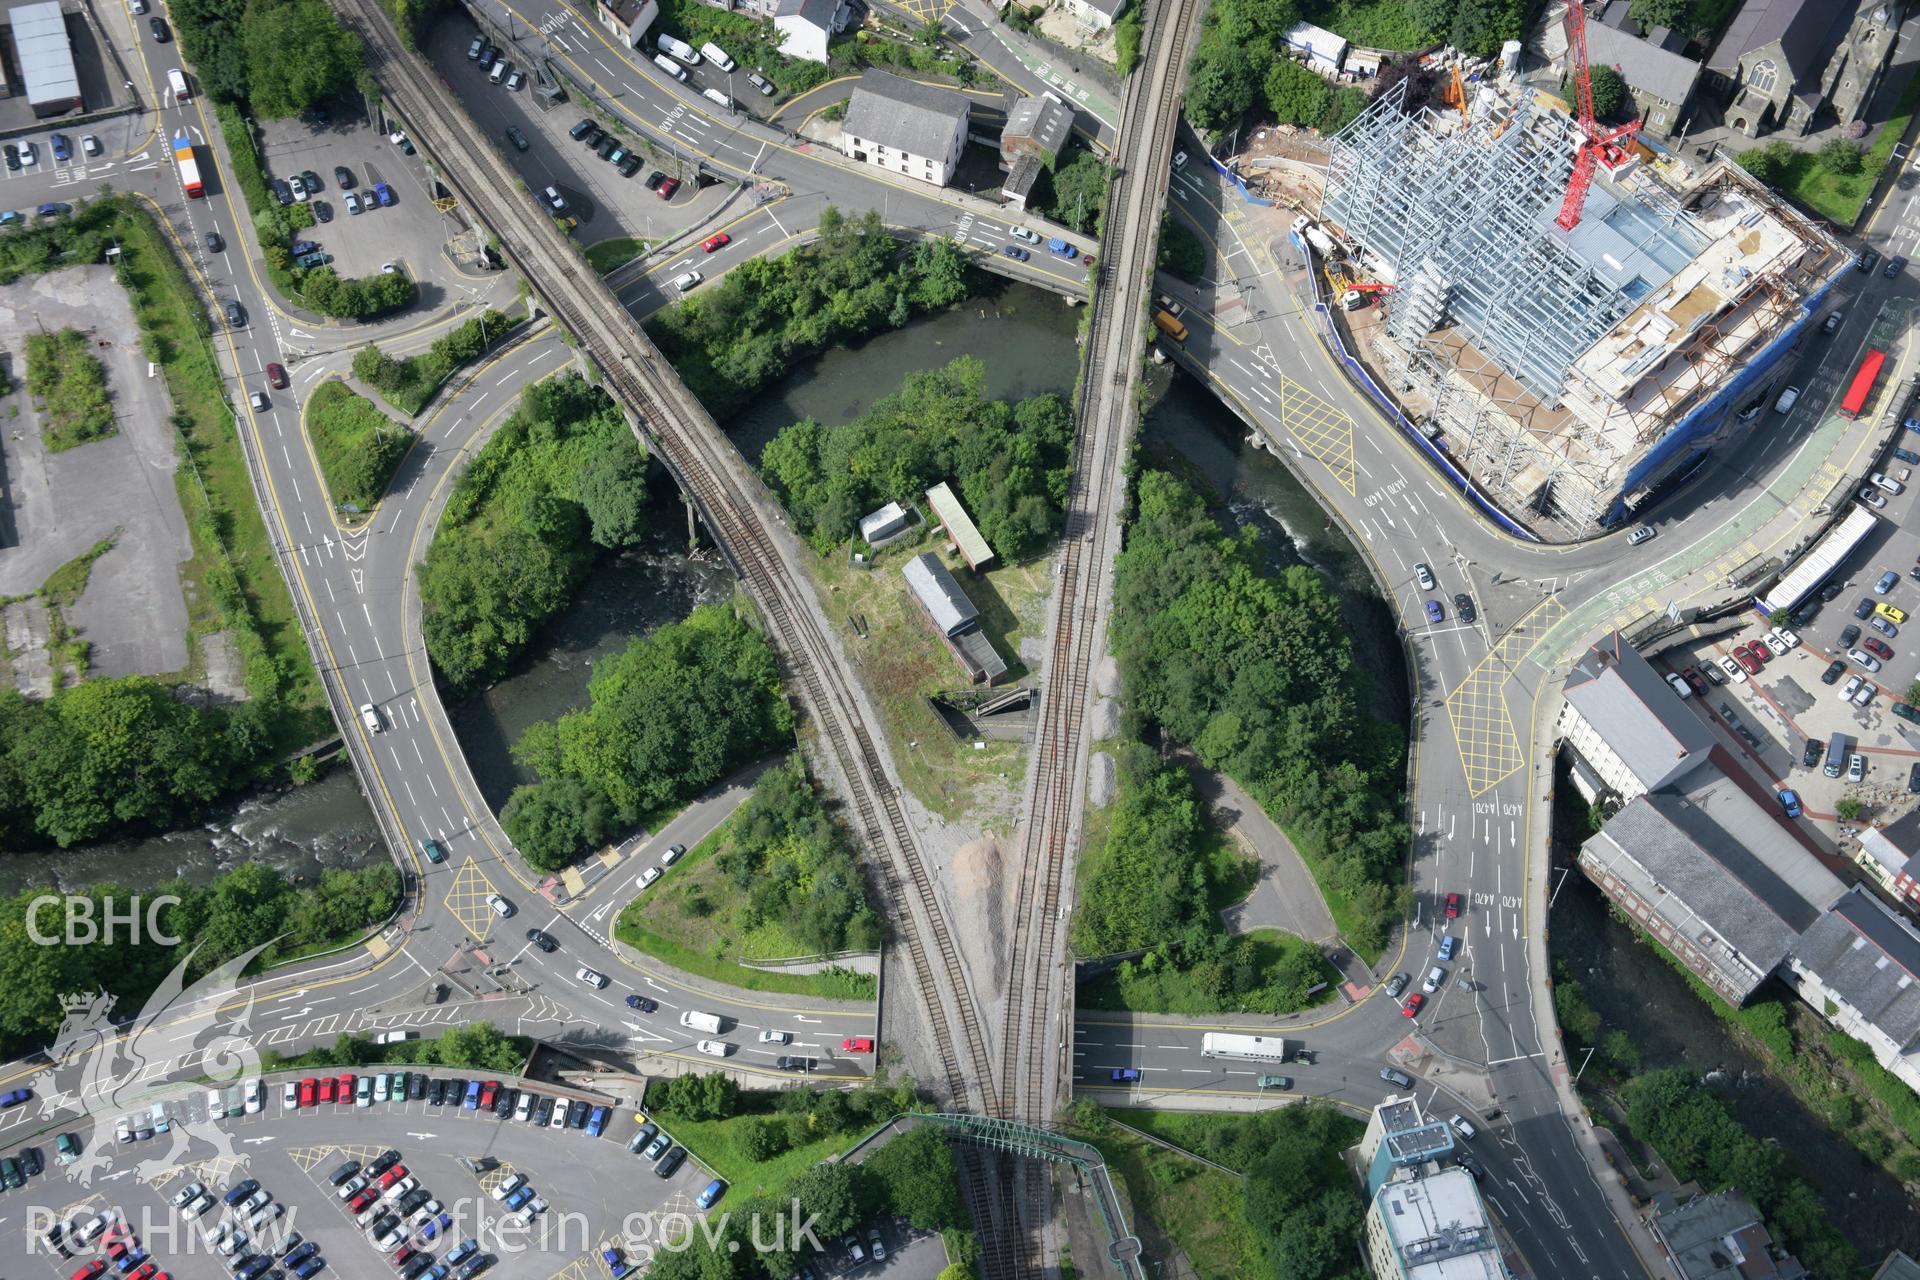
[1703,0,1902,138]
[840,71,971,187]
[901,552,1006,684]
[1582,0,1703,137]
[1783,885,1920,1097]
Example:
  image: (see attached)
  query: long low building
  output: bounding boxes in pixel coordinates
[902,552,1006,684]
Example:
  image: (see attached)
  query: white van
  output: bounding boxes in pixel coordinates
[1774,385,1801,413]
[167,68,191,101]
[653,53,688,82]
[672,270,702,291]
[489,59,512,85]
[699,41,736,71]
[679,1009,724,1034]
[656,34,701,65]
[701,87,733,111]
[358,703,383,734]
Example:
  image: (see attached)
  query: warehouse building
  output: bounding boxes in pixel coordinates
[902,552,1006,684]
[10,1,79,117]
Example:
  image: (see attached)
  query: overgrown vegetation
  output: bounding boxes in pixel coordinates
[761,355,1072,559]
[500,604,792,870]
[1075,746,1337,1013]
[419,373,651,694]
[171,0,363,114]
[615,756,880,998]
[352,309,511,416]
[1626,0,1740,42]
[1032,150,1109,237]
[583,237,649,275]
[1111,471,1407,958]
[1186,0,1522,132]
[1159,213,1208,279]
[647,206,978,419]
[1561,63,1629,123]
[654,0,835,96]
[638,1076,967,1280]
[1077,1102,1366,1280]
[1113,6,1143,75]
[26,328,115,451]
[1623,1069,1855,1277]
[0,199,325,842]
[306,381,409,511]
[0,862,400,1049]
[267,1021,526,1073]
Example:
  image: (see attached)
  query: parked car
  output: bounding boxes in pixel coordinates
[1779,789,1802,819]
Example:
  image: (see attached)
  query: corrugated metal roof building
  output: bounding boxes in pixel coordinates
[925,481,994,571]
[11,1,79,117]
[901,552,1006,684]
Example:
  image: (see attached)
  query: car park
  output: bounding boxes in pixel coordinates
[1803,738,1826,767]
[1872,616,1899,638]
[656,1147,688,1177]
[657,176,681,199]
[1883,603,1910,623]
[1841,674,1865,702]
[373,183,395,206]
[1719,655,1747,683]
[1861,488,1888,509]
[1850,648,1883,671]
[1664,672,1691,698]
[1866,637,1895,659]
[344,191,361,214]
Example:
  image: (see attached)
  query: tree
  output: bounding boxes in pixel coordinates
[1737,139,1796,185]
[573,438,650,548]
[433,1022,523,1071]
[1264,59,1331,128]
[1629,0,1689,28]
[1184,40,1262,130]
[737,1116,787,1161]
[791,1161,869,1238]
[865,1127,963,1230]
[1450,0,1523,56]
[1405,0,1458,39]
[1158,214,1207,279]
[1837,796,1864,821]
[242,0,365,119]
[1564,64,1630,122]
[1114,7,1142,75]
[1817,137,1865,176]
[1040,151,1109,236]
[500,776,615,871]
[1905,680,1920,706]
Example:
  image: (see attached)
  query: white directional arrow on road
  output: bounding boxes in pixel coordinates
[242,1136,276,1146]
[406,1132,438,1141]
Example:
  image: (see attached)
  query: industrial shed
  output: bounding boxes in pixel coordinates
[10,1,79,117]
[902,552,1006,685]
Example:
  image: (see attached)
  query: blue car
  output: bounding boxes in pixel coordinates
[1779,789,1802,819]
[1046,236,1078,259]
[503,1184,535,1211]
[1424,599,1444,624]
[463,1080,481,1109]
[1889,255,1908,279]
[1002,244,1029,261]
[447,1240,479,1269]
[0,211,20,226]
[419,1212,452,1241]
[36,202,70,217]
[49,134,69,161]
[1438,933,1459,961]
[117,1247,148,1272]
[1898,448,1920,464]
[373,182,395,207]
[0,1087,31,1108]
[696,1178,728,1210]
[1878,570,1899,594]
[586,1105,609,1137]
[290,1258,325,1280]
[1109,1067,1140,1083]
[223,1177,259,1206]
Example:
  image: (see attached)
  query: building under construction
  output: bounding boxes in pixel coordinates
[1320,82,1853,540]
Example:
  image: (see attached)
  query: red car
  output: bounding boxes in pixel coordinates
[1443,892,1461,919]
[72,1263,106,1280]
[1747,640,1771,665]
[656,176,680,200]
[1734,647,1762,674]
[1402,993,1425,1018]
[266,362,288,389]
[377,1164,407,1189]
[1865,637,1894,659]
[348,1188,376,1213]
[392,1245,416,1268]
[129,1266,158,1280]
[1682,667,1708,696]
[318,1077,336,1104]
[337,1073,355,1101]
[298,1077,316,1107]
[478,1081,498,1108]
[841,1037,874,1054]
[701,233,730,253]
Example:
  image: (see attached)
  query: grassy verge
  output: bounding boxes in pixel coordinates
[353,308,513,417]
[802,528,1053,822]
[1770,75,1920,224]
[584,237,648,275]
[1300,0,1437,49]
[1079,928,1338,1015]
[305,380,411,511]
[1078,1112,1261,1279]
[614,817,877,1001]
[25,328,115,450]
[646,1106,850,1194]
[115,200,323,735]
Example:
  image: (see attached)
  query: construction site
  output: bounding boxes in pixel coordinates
[1309,65,1855,541]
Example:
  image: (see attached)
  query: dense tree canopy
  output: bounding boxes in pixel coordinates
[0,862,400,1050]
[172,0,362,110]
[761,356,1073,559]
[649,207,978,418]
[501,605,792,869]
[714,756,881,954]
[420,374,649,694]
[1034,150,1110,236]
[1111,472,1407,952]
[1564,63,1630,123]
[1241,1102,1368,1278]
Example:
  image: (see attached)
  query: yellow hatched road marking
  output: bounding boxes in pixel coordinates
[1277,374,1357,494]
[1444,598,1566,797]
[444,861,504,941]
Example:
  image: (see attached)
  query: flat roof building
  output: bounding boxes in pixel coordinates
[858,501,911,545]
[1364,1167,1503,1279]
[902,552,1006,684]
[1283,20,1347,72]
[925,481,994,571]
[1321,83,1851,538]
[1359,1096,1454,1193]
[10,1,79,117]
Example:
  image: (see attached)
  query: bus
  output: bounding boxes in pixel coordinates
[1199,1032,1294,1061]
[172,133,204,199]
[1153,310,1188,342]
[1839,348,1887,419]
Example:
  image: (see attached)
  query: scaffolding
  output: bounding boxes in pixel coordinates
[1319,83,1851,539]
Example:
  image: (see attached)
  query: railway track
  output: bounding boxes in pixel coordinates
[991,0,1200,1265]
[325,0,1016,1253]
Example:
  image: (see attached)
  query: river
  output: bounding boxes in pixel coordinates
[12,285,1403,895]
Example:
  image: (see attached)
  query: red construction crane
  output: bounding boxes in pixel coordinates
[1556,0,1641,231]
